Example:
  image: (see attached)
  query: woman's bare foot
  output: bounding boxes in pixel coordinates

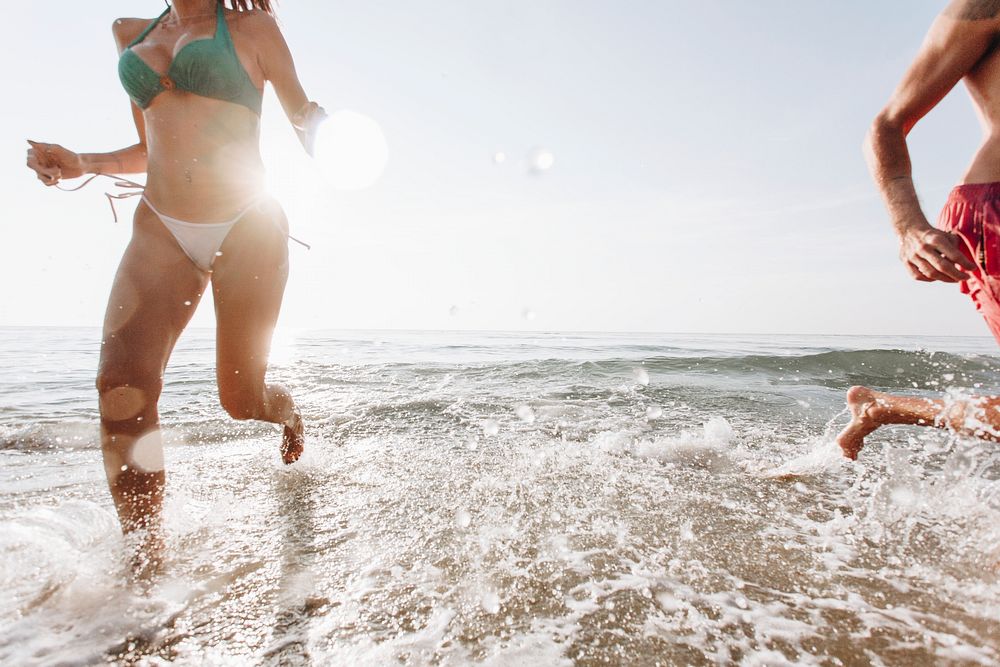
[836,386,886,460]
[281,410,304,464]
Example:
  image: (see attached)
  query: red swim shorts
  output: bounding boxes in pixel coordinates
[938,182,1000,345]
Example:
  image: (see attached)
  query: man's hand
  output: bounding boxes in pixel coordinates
[898,225,977,282]
[26,140,84,186]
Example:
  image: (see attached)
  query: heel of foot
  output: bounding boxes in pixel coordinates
[281,410,305,465]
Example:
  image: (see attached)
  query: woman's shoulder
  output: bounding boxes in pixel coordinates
[225,7,280,35]
[112,17,155,47]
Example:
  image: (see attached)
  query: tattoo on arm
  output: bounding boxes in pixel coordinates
[945,0,1000,20]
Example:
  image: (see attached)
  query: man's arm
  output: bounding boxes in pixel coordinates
[866,1,999,282]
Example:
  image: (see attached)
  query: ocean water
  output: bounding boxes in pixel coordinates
[1,327,999,665]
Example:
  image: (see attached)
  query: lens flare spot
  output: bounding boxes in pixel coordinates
[314,110,389,191]
[100,386,146,422]
[105,283,140,333]
[131,430,164,473]
[526,147,555,173]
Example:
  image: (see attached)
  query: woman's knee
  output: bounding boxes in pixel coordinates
[96,366,163,424]
[218,380,263,421]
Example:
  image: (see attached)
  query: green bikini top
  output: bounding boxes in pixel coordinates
[118,3,262,115]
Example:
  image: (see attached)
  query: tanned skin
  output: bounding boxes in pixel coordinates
[24,0,319,575]
[838,0,1000,458]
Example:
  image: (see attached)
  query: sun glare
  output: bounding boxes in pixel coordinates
[314,110,389,191]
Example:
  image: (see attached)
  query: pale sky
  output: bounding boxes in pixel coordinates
[1,1,992,336]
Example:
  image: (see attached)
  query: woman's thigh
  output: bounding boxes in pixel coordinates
[98,203,210,397]
[210,199,289,401]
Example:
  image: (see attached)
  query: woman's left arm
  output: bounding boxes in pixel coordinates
[251,12,325,154]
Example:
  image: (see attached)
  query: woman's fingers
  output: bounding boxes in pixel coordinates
[26,140,62,185]
[27,140,53,163]
[26,153,61,185]
[38,167,61,186]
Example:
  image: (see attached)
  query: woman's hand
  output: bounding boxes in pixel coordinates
[291,102,328,156]
[26,140,85,186]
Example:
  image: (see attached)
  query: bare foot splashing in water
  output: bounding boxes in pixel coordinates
[281,411,305,464]
[836,386,887,460]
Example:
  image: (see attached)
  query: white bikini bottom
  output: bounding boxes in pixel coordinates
[141,195,265,272]
[56,174,309,270]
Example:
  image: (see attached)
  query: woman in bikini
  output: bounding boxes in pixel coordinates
[24,0,323,569]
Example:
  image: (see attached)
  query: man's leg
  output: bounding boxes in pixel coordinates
[836,385,1000,459]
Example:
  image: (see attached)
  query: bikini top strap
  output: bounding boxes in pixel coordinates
[215,2,235,49]
[127,8,171,48]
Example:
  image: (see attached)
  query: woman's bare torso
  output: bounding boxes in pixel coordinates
[117,10,267,221]
[963,43,1000,183]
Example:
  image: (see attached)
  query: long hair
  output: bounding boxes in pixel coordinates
[219,0,276,15]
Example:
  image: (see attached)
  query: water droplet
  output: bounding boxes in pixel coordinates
[482,419,500,436]
[645,405,662,419]
[526,147,555,173]
[632,367,650,386]
[481,591,501,614]
[679,520,694,541]
[515,405,535,423]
